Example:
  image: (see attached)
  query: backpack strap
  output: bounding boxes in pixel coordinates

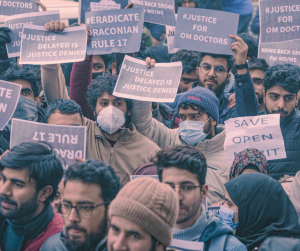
[207,234,228,251]
[223,235,230,251]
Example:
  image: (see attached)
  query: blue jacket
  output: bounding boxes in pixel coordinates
[144,22,165,41]
[221,0,253,16]
[201,211,247,251]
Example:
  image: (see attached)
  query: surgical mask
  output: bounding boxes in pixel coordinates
[178,118,210,146]
[97,106,125,135]
[219,205,239,231]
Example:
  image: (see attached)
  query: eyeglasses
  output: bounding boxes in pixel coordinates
[199,64,227,77]
[167,184,203,196]
[56,201,110,218]
[252,78,263,85]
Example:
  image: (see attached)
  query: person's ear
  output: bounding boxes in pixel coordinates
[196,66,199,76]
[35,96,42,107]
[211,118,217,127]
[111,61,117,76]
[201,184,209,203]
[227,72,231,81]
[127,109,131,117]
[155,242,165,251]
[38,185,53,203]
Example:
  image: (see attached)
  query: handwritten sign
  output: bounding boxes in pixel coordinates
[90,0,120,11]
[224,114,286,163]
[86,8,144,55]
[79,0,127,24]
[0,81,21,130]
[166,14,179,54]
[10,119,87,170]
[130,0,176,26]
[258,0,300,66]
[113,55,182,102]
[0,0,39,16]
[5,10,60,58]
[170,239,204,251]
[173,7,239,55]
[19,24,87,65]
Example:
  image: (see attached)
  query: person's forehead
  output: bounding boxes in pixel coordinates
[64,180,103,203]
[2,167,33,184]
[266,85,295,96]
[48,112,82,126]
[250,69,265,78]
[98,92,125,101]
[111,216,150,236]
[92,55,105,64]
[13,79,33,91]
[201,55,227,67]
[162,167,199,184]
[182,71,198,78]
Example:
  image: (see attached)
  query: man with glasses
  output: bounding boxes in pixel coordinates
[248,58,269,115]
[153,145,246,250]
[195,35,258,124]
[41,159,121,251]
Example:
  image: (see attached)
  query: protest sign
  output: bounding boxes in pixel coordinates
[113,55,182,102]
[130,175,159,181]
[0,0,39,16]
[170,239,204,251]
[166,14,179,54]
[130,0,176,26]
[0,81,21,131]
[5,10,60,58]
[79,0,127,24]
[224,114,286,163]
[173,7,239,55]
[90,0,120,11]
[258,0,300,66]
[19,24,87,65]
[10,119,87,170]
[86,8,144,55]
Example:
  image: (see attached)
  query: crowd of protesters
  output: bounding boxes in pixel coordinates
[0,0,300,250]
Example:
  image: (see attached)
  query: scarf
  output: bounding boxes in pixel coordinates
[225,173,300,250]
[2,204,54,251]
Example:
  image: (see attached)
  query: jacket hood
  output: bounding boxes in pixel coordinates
[199,210,233,243]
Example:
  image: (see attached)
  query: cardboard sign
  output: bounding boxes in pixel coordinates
[130,175,159,181]
[113,55,182,102]
[0,0,39,16]
[86,8,144,55]
[258,0,300,66]
[130,0,176,26]
[90,0,121,11]
[5,10,60,58]
[170,239,204,251]
[79,0,128,24]
[173,7,239,55]
[10,119,87,170]
[224,114,286,163]
[19,24,87,65]
[166,14,179,54]
[0,81,21,131]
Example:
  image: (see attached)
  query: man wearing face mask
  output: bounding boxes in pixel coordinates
[0,66,44,153]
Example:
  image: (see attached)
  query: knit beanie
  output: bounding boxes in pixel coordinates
[177,86,219,123]
[109,177,179,247]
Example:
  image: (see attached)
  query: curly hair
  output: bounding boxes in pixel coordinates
[153,145,207,185]
[264,64,300,94]
[86,72,132,113]
[249,57,269,72]
[238,33,258,59]
[171,50,200,74]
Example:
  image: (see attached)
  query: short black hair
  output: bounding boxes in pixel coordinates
[100,54,113,69]
[264,64,300,94]
[238,33,258,59]
[45,99,83,123]
[248,57,269,72]
[64,159,121,203]
[153,145,207,185]
[199,53,233,73]
[0,142,64,204]
[171,50,200,74]
[86,72,132,113]
[0,65,39,97]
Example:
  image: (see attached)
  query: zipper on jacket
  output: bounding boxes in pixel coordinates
[109,148,114,164]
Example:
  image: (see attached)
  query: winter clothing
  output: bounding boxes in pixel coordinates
[225,173,300,250]
[152,102,179,129]
[260,237,300,251]
[41,232,107,251]
[144,23,165,41]
[173,205,247,251]
[291,171,300,224]
[229,148,269,180]
[221,0,253,16]
[251,9,260,35]
[109,177,178,247]
[0,205,63,251]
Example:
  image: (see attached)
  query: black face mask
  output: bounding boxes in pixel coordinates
[92,72,104,79]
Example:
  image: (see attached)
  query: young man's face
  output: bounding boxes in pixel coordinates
[107,216,164,251]
[250,69,265,106]
[47,112,83,126]
[0,168,39,221]
[181,0,196,8]
[95,92,129,116]
[62,180,108,251]
[196,56,229,97]
[12,79,41,105]
[162,167,208,229]
[92,55,107,73]
[265,85,297,118]
[178,71,198,93]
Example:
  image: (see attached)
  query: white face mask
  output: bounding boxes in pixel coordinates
[96,106,125,135]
